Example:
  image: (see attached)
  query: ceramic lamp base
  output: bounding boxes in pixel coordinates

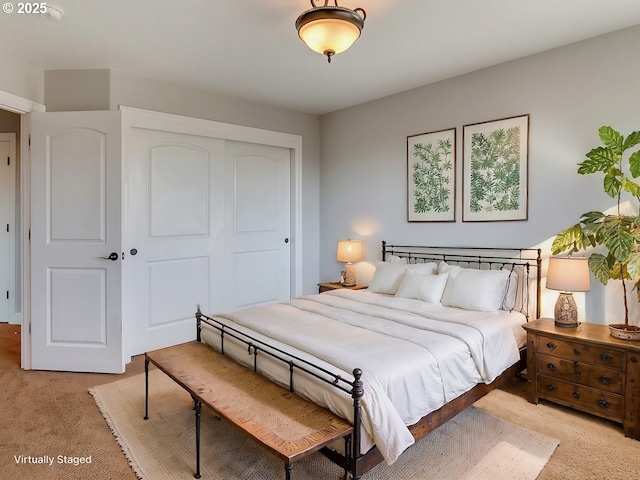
[554,292,578,327]
[342,262,356,286]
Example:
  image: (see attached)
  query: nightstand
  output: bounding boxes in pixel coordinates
[317,282,368,294]
[523,318,640,440]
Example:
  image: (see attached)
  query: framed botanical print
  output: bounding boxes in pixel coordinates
[407,127,456,222]
[462,114,529,222]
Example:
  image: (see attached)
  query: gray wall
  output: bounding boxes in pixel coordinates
[0,49,44,104]
[319,25,640,324]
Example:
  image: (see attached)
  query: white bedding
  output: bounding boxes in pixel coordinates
[200,289,526,464]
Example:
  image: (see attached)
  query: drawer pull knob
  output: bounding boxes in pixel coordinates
[573,369,581,377]
[546,363,556,371]
[573,348,581,355]
[601,353,612,362]
[546,342,556,350]
[600,376,612,385]
[572,391,580,399]
[546,384,556,392]
[598,399,610,409]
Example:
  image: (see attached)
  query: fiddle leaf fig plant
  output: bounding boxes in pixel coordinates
[551,126,640,330]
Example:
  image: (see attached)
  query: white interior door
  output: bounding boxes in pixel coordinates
[125,128,225,355]
[224,141,291,310]
[30,111,124,373]
[0,133,16,323]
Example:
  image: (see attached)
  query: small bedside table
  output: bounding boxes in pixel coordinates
[523,318,640,440]
[318,282,368,294]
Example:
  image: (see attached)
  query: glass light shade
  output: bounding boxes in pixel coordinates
[336,240,362,263]
[546,256,591,292]
[298,18,361,55]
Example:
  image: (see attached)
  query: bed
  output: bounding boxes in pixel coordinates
[196,242,541,479]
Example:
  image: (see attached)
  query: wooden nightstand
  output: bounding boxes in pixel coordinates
[317,282,368,293]
[523,318,640,440]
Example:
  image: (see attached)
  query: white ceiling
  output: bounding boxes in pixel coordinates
[1,0,640,115]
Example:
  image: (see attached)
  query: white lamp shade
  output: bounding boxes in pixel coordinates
[336,240,362,263]
[298,18,361,55]
[546,256,591,292]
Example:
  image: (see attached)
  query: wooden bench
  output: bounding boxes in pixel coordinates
[144,341,354,479]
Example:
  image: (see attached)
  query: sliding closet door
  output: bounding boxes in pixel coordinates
[124,128,225,355]
[224,141,291,311]
[125,128,292,356]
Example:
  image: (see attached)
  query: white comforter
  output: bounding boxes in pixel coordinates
[200,289,525,464]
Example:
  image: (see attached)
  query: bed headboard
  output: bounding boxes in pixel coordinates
[381,241,542,320]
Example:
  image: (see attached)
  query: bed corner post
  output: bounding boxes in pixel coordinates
[381,240,387,261]
[195,305,202,342]
[536,249,542,319]
[351,368,364,480]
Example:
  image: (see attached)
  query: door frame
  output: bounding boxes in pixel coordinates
[0,89,46,370]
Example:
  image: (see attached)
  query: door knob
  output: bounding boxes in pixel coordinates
[99,252,119,261]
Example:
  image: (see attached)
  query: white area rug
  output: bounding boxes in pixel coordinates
[90,369,559,480]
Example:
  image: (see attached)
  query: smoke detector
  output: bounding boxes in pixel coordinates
[44,4,64,20]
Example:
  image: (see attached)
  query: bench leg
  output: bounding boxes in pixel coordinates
[143,358,150,420]
[194,397,202,479]
[284,462,293,480]
[344,435,351,480]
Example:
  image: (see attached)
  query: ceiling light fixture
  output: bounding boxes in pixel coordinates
[295,0,366,63]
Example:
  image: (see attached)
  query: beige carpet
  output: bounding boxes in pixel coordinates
[90,369,559,480]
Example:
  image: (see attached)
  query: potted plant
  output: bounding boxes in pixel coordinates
[552,126,640,340]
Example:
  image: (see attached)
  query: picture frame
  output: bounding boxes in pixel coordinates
[462,114,529,222]
[407,127,456,222]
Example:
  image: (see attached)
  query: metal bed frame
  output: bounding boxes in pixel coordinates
[195,241,542,479]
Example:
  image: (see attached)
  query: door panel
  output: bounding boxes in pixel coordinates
[49,130,105,241]
[125,129,225,355]
[49,268,106,343]
[30,111,123,373]
[226,141,291,311]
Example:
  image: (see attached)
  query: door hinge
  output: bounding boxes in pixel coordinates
[5,291,8,300]
[6,156,9,166]
[6,224,8,233]
[28,135,31,147]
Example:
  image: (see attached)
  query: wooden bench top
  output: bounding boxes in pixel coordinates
[145,341,354,464]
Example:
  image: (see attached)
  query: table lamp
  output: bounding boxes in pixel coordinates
[546,256,591,327]
[336,240,362,286]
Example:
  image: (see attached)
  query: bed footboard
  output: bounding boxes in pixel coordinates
[195,307,366,479]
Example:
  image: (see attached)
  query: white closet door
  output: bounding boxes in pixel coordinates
[30,111,124,373]
[224,141,291,311]
[124,132,292,356]
[124,128,226,355]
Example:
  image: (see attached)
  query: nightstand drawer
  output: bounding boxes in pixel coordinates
[538,374,625,421]
[537,353,625,394]
[537,335,625,369]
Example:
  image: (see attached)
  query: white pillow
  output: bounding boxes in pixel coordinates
[368,262,410,294]
[395,270,449,304]
[369,262,438,294]
[406,262,438,275]
[386,254,408,264]
[439,263,510,312]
